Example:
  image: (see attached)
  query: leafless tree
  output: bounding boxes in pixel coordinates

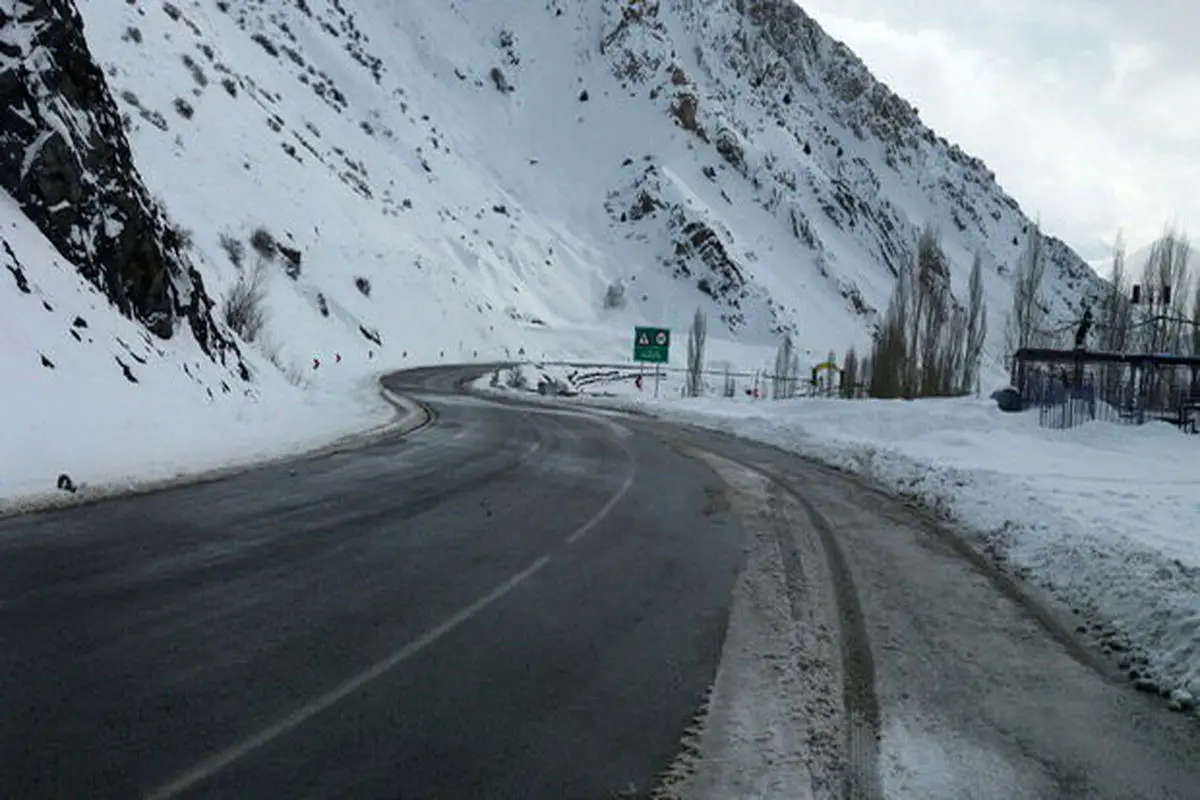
[869,251,911,399]
[1188,276,1200,398]
[603,280,627,309]
[1005,222,1047,360]
[841,347,859,398]
[222,260,269,342]
[962,252,988,393]
[869,224,972,398]
[1097,233,1133,396]
[773,333,799,399]
[1136,227,1192,405]
[1192,278,1200,358]
[685,307,707,397]
[1139,225,1191,355]
[939,306,969,396]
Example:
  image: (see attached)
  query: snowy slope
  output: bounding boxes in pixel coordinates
[77,0,1098,358]
[3,0,1105,499]
[0,188,398,511]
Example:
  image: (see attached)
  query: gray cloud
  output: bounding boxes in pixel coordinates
[800,0,1200,256]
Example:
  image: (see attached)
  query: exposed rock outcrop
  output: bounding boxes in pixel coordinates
[0,0,239,365]
[599,0,1104,336]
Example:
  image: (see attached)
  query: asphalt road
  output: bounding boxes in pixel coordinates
[451,370,1200,799]
[657,428,1200,799]
[4,364,1198,800]
[0,366,743,799]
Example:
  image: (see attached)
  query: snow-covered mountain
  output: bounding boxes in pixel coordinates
[2,0,1105,500]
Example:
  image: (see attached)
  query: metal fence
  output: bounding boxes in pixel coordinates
[1036,383,1106,430]
[1029,369,1199,432]
[559,362,841,400]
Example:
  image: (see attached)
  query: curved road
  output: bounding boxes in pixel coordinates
[0,366,743,799]
[1,364,1197,799]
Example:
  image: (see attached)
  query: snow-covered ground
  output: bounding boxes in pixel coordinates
[0,190,416,515]
[479,363,1200,705]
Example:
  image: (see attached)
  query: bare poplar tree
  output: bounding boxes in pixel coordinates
[842,347,859,398]
[790,345,801,397]
[685,307,707,398]
[772,334,790,399]
[867,225,972,398]
[821,349,836,396]
[940,306,968,395]
[1097,233,1133,397]
[1192,278,1200,358]
[907,227,943,394]
[1140,226,1191,355]
[773,334,801,398]
[1005,222,1047,361]
[914,225,968,396]
[962,252,988,393]
[869,265,909,399]
[1136,227,1191,406]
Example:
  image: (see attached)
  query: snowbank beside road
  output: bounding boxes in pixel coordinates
[1,190,409,516]
[480,363,1200,705]
[0,367,399,516]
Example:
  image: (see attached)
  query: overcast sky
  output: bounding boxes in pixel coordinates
[800,0,1200,260]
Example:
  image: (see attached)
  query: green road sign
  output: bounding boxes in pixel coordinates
[634,326,670,363]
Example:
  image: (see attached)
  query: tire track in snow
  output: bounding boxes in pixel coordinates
[653,451,838,799]
[655,442,882,799]
[768,471,883,800]
[706,448,883,799]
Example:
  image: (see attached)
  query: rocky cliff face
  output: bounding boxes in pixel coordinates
[598,0,1102,334]
[0,0,238,364]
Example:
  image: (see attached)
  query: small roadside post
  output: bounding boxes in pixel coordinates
[633,326,670,398]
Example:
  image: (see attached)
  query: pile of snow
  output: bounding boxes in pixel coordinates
[481,364,1200,704]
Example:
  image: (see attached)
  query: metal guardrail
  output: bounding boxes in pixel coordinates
[503,361,841,399]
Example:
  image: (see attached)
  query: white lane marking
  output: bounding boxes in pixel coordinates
[566,437,637,544]
[144,555,552,800]
[148,413,622,797]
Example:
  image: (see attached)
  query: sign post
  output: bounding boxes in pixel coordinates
[633,326,670,398]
